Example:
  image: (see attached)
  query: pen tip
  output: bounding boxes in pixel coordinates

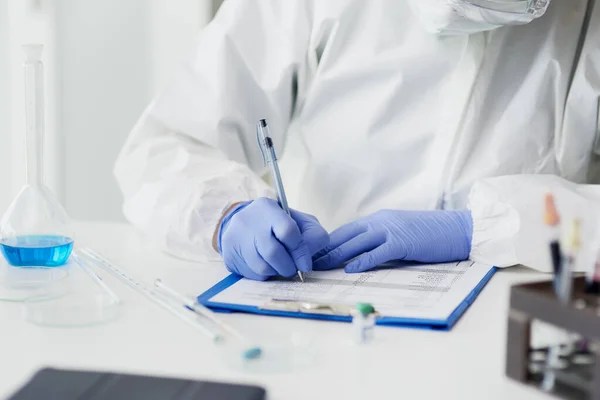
[544,193,560,226]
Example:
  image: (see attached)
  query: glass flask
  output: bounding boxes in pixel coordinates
[0,45,74,267]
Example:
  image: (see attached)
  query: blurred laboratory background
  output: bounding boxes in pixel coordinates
[0,0,223,221]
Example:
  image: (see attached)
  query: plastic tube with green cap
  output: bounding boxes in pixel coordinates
[353,302,376,344]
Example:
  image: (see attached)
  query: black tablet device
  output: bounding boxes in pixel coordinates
[8,368,266,400]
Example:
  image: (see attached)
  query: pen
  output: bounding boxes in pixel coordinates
[560,219,579,301]
[256,118,305,283]
[541,195,579,393]
[541,194,563,392]
[544,194,562,293]
[542,219,579,392]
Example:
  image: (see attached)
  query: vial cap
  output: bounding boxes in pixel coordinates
[544,193,559,227]
[355,302,375,316]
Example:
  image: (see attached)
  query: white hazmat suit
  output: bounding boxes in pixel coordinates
[114,0,600,273]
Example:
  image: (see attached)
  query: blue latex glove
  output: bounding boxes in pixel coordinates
[218,198,330,281]
[312,210,472,273]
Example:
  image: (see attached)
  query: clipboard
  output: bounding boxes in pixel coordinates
[197,265,497,331]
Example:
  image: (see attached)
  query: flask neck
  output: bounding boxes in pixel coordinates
[24,59,44,186]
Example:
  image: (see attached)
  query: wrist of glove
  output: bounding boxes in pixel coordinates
[217,198,330,281]
[216,201,252,254]
[312,209,473,273]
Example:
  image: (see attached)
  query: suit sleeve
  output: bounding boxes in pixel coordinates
[468,8,600,272]
[114,0,312,261]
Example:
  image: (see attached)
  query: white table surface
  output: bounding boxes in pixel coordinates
[0,222,556,400]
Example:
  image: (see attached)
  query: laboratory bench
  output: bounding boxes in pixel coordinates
[0,222,554,400]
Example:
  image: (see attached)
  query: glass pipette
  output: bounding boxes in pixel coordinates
[154,279,262,359]
[71,251,120,304]
[78,247,222,343]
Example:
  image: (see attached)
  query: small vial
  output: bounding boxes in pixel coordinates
[352,303,376,344]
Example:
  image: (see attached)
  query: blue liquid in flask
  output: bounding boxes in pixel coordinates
[0,235,74,267]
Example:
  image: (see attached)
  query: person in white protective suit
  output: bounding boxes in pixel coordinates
[114,0,600,281]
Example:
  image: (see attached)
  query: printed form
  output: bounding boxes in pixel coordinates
[210,261,494,320]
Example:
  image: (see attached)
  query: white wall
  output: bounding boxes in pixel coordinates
[0,0,9,213]
[150,0,212,94]
[55,0,214,222]
[56,0,152,221]
[1,0,216,222]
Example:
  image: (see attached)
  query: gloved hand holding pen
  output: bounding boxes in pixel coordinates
[216,198,330,281]
[312,209,473,273]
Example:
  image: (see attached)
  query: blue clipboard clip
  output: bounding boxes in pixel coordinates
[260,298,380,317]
